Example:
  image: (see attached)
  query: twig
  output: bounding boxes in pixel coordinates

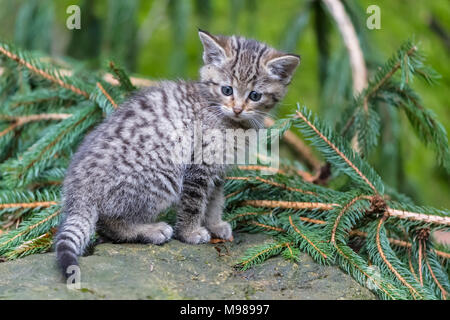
[418,239,424,286]
[386,208,450,226]
[0,209,60,248]
[289,215,328,259]
[96,82,118,109]
[331,195,370,244]
[237,242,289,267]
[350,229,450,260]
[227,176,317,195]
[424,242,448,299]
[241,199,338,211]
[0,201,58,209]
[408,248,420,283]
[237,165,285,174]
[264,117,322,171]
[334,243,395,299]
[248,221,286,233]
[375,215,421,299]
[295,110,378,193]
[0,46,89,98]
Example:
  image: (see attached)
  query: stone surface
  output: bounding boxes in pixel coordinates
[0,232,375,299]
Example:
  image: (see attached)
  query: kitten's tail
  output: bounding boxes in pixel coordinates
[54,206,97,279]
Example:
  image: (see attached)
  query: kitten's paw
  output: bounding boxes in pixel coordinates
[178,227,211,244]
[207,221,233,240]
[138,222,173,245]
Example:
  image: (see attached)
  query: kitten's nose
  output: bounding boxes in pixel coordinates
[233,106,243,115]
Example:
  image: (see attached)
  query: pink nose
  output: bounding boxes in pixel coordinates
[233,106,243,115]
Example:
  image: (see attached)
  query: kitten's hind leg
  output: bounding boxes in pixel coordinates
[98,219,173,245]
[205,184,232,240]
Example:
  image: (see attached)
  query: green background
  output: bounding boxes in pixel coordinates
[0,0,448,207]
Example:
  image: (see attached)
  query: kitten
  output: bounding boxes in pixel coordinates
[55,30,300,278]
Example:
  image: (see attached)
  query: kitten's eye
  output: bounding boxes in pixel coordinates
[221,86,233,96]
[248,91,262,102]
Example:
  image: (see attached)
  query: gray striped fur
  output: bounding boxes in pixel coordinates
[55,30,300,278]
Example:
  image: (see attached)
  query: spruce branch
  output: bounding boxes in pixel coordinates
[0,40,448,300]
[0,105,101,188]
[237,165,285,175]
[4,230,54,260]
[294,105,384,194]
[240,200,338,211]
[0,205,61,256]
[370,215,431,299]
[0,189,60,216]
[96,82,118,109]
[288,215,329,260]
[386,207,450,226]
[330,195,371,244]
[234,241,289,270]
[350,229,450,260]
[334,243,404,300]
[236,198,450,228]
[265,117,322,171]
[408,247,421,284]
[0,44,90,99]
[227,176,317,196]
[423,243,450,299]
[108,61,137,93]
[0,201,57,210]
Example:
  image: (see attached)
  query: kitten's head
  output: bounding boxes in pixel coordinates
[198,30,300,124]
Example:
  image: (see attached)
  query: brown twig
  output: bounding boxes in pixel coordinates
[241,199,338,211]
[226,176,317,196]
[334,243,395,299]
[237,165,285,174]
[0,201,58,209]
[96,82,118,109]
[285,242,294,256]
[0,122,20,138]
[423,242,448,299]
[0,46,89,98]
[225,186,250,199]
[375,215,421,299]
[408,248,420,283]
[350,229,450,260]
[0,113,71,139]
[238,191,450,226]
[0,209,60,248]
[295,110,378,193]
[418,240,424,286]
[386,208,450,226]
[248,221,286,233]
[331,195,371,244]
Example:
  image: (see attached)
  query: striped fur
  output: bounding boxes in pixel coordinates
[55,30,300,278]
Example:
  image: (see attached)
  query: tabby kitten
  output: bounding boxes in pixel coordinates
[55,30,300,278]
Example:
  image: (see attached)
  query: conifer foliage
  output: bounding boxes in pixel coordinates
[0,40,449,300]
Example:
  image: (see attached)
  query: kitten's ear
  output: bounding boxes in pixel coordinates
[265,54,301,83]
[198,29,228,65]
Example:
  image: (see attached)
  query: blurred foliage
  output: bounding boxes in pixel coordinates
[0,0,449,208]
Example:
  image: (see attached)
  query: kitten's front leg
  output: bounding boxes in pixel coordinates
[205,184,232,240]
[175,171,212,244]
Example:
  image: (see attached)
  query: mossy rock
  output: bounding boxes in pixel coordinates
[0,232,375,299]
